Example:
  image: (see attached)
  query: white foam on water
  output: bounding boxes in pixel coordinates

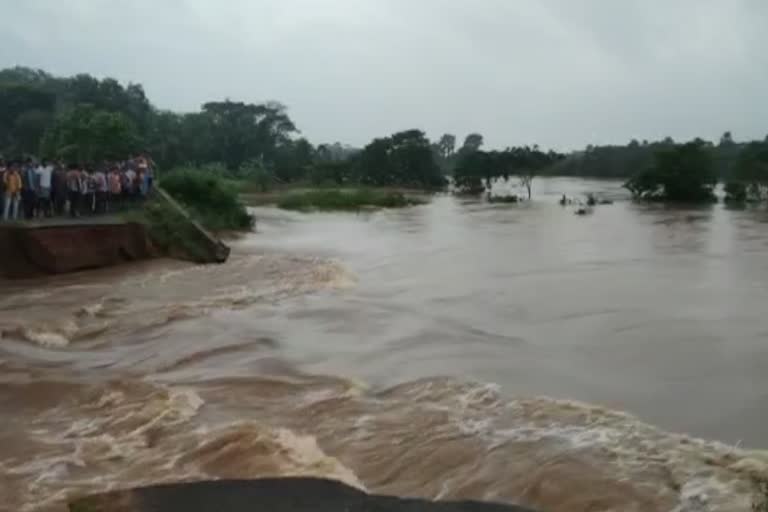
[272,427,366,490]
[20,328,70,348]
[78,302,105,317]
[462,393,768,511]
[372,379,767,511]
[2,379,374,512]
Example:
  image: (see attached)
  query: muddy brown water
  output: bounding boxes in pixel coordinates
[1,178,767,512]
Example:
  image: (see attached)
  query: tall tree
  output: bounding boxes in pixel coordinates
[0,84,56,153]
[357,130,445,188]
[273,137,314,182]
[454,146,562,196]
[13,109,53,155]
[201,100,297,170]
[461,133,484,154]
[719,131,735,147]
[437,134,456,159]
[41,105,140,162]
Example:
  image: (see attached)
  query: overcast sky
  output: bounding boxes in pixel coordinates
[2,0,767,150]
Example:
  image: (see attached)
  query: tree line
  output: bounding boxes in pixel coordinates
[0,66,564,194]
[545,132,766,180]
[2,66,767,202]
[624,137,768,202]
[0,67,304,175]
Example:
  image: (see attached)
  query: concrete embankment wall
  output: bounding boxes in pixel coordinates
[0,222,157,278]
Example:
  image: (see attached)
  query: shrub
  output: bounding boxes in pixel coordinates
[160,169,253,231]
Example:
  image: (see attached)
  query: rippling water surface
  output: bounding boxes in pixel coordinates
[1,178,767,512]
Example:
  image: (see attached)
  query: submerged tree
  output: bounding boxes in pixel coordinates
[453,146,562,196]
[725,140,768,202]
[625,141,717,201]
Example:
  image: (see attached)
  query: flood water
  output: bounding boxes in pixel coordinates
[1,178,767,512]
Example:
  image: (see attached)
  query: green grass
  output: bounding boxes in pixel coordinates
[276,188,424,211]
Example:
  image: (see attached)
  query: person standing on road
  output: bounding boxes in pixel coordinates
[79,168,93,215]
[108,166,122,211]
[3,162,22,221]
[93,167,108,214]
[52,163,67,215]
[66,164,81,217]
[0,159,6,217]
[125,166,137,204]
[21,158,38,219]
[35,159,53,217]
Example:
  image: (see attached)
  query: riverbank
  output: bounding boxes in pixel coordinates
[0,186,236,278]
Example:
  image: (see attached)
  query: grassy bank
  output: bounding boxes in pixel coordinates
[275,188,424,211]
[126,169,252,262]
[137,199,219,262]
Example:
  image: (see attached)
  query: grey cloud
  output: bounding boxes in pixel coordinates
[1,0,766,150]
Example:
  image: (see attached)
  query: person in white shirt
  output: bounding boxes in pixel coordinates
[93,168,108,214]
[35,159,54,217]
[125,168,137,202]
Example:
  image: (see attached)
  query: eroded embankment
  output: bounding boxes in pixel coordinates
[0,223,157,278]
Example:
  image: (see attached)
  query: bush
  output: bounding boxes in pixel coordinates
[160,169,253,231]
[277,189,422,211]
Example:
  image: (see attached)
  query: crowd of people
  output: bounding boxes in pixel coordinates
[0,155,155,221]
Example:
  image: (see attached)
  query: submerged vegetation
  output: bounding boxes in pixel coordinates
[625,141,718,202]
[725,140,768,203]
[623,137,768,204]
[452,142,563,196]
[277,189,422,211]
